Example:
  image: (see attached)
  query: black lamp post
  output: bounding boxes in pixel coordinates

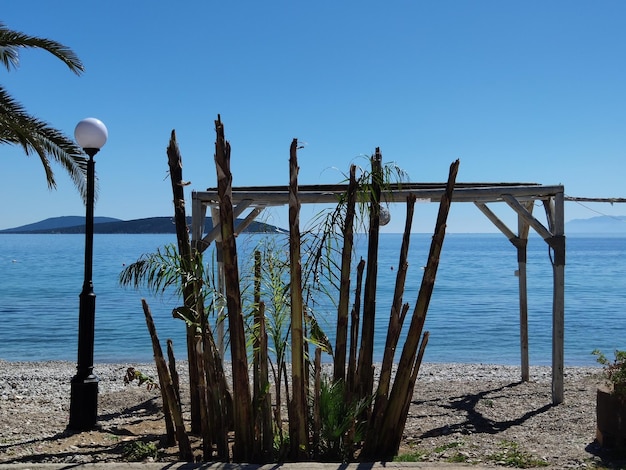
[69,117,108,431]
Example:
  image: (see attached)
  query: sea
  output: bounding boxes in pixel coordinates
[0,232,624,367]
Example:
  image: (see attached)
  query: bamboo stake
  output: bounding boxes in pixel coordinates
[252,251,274,461]
[378,196,416,391]
[258,301,273,461]
[366,195,416,442]
[393,331,430,455]
[356,149,383,400]
[313,347,322,458]
[159,361,175,446]
[334,165,358,383]
[166,130,201,433]
[288,138,308,459]
[346,258,366,397]
[362,159,459,460]
[166,340,180,405]
[214,115,254,461]
[141,299,193,461]
[194,335,211,461]
[253,250,262,460]
[202,323,229,460]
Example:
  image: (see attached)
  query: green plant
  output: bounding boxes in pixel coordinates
[393,449,427,462]
[122,441,160,461]
[433,441,462,453]
[124,367,159,391]
[487,440,548,468]
[593,349,626,399]
[447,452,470,463]
[316,377,370,461]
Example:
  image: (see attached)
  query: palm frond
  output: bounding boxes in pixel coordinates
[119,244,188,296]
[0,86,88,198]
[0,22,84,74]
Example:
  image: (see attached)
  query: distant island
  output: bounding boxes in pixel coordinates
[565,215,626,234]
[2,215,625,235]
[0,216,287,235]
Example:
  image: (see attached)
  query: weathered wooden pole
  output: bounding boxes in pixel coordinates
[334,164,358,383]
[346,258,366,396]
[517,202,533,382]
[550,191,565,404]
[362,159,459,460]
[367,194,416,439]
[166,130,201,433]
[288,137,308,459]
[141,299,193,461]
[356,149,383,400]
[213,115,254,461]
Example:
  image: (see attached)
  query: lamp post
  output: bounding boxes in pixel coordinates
[69,117,108,431]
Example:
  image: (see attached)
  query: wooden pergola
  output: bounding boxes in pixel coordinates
[190,181,566,404]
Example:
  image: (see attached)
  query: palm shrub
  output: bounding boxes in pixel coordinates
[316,377,370,462]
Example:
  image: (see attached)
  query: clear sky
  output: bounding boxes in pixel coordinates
[2,1,625,233]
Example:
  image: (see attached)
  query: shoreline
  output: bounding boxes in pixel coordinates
[0,359,603,391]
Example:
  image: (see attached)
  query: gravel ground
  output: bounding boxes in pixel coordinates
[0,360,620,468]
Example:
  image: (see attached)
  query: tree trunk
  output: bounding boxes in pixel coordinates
[166,130,201,433]
[288,138,308,459]
[213,115,254,462]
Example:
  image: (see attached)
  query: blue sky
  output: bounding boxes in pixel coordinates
[2,1,625,233]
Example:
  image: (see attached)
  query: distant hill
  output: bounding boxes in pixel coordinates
[2,216,122,232]
[0,216,286,235]
[566,215,626,233]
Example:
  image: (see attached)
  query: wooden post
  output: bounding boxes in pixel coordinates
[334,164,357,383]
[213,115,254,461]
[517,201,533,382]
[288,138,308,459]
[141,299,193,461]
[210,206,226,359]
[362,159,459,460]
[166,130,201,433]
[551,191,565,404]
[367,195,416,439]
[357,149,383,400]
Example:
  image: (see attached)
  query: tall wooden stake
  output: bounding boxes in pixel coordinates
[214,115,254,461]
[334,165,358,383]
[141,299,193,461]
[288,138,308,459]
[166,130,201,433]
[362,159,459,460]
[356,149,383,400]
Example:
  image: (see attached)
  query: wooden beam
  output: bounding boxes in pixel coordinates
[517,201,533,383]
[201,199,254,247]
[193,184,564,207]
[474,202,517,239]
[234,207,264,235]
[503,194,553,240]
[191,194,206,252]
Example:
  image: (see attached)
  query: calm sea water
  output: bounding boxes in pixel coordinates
[0,233,624,366]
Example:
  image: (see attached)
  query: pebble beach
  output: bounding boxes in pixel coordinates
[0,360,613,467]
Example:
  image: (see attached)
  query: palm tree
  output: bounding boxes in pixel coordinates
[0,22,88,198]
